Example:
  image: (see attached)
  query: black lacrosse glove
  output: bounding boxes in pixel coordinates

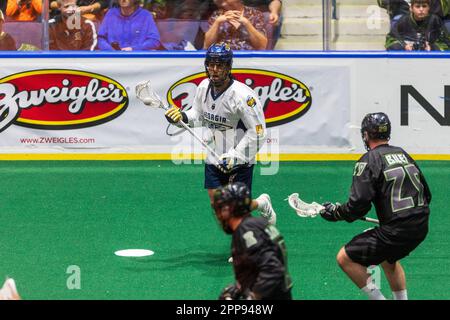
[320,202,343,222]
[219,284,241,300]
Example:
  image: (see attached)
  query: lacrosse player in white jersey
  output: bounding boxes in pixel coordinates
[165,42,276,225]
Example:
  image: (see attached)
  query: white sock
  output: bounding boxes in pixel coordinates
[0,287,10,300]
[392,289,408,300]
[361,285,386,300]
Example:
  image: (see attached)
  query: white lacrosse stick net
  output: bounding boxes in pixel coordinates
[135,80,166,110]
[134,80,223,163]
[287,193,325,218]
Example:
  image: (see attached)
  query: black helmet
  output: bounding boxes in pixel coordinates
[213,182,251,234]
[213,182,251,218]
[361,112,391,140]
[361,112,391,150]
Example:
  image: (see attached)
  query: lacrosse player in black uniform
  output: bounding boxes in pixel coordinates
[321,112,431,300]
[213,182,292,300]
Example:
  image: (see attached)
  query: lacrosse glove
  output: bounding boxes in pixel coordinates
[165,106,183,124]
[320,202,343,222]
[218,153,236,174]
[218,284,241,300]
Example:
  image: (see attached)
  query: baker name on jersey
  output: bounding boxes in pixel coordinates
[384,153,409,166]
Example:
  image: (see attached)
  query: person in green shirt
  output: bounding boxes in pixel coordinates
[386,0,449,51]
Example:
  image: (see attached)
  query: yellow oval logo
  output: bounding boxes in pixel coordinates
[167,68,311,127]
[0,69,128,132]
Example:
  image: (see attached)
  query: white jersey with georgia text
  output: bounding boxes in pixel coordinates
[184,78,267,165]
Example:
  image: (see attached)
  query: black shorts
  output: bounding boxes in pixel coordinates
[345,213,429,267]
[204,164,254,195]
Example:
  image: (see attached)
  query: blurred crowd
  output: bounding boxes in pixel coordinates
[0,0,283,51]
[1,0,449,52]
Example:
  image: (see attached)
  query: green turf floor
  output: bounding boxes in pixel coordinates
[0,161,449,300]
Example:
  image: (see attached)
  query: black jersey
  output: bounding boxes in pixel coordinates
[386,13,447,48]
[338,144,431,225]
[231,216,292,299]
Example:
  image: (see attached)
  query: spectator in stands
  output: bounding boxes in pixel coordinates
[204,0,267,50]
[76,0,108,22]
[0,8,17,50]
[1,0,6,13]
[143,0,216,20]
[97,0,160,51]
[202,0,219,19]
[49,0,97,50]
[50,0,108,23]
[145,0,169,20]
[244,0,281,25]
[377,0,410,28]
[172,0,210,20]
[6,0,42,21]
[385,0,449,51]
[243,0,282,49]
[430,0,450,33]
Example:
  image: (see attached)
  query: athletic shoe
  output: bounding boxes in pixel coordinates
[256,193,277,225]
[0,278,21,300]
[228,257,233,263]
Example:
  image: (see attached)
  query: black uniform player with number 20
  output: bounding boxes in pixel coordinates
[213,182,293,300]
[321,112,431,300]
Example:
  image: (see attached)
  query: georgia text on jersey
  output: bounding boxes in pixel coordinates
[184,78,267,164]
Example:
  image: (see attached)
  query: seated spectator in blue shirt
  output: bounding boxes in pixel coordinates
[97,0,161,51]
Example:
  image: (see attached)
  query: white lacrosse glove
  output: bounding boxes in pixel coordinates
[164,106,183,124]
[218,153,236,173]
[217,153,242,174]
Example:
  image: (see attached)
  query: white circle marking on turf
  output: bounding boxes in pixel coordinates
[114,249,154,257]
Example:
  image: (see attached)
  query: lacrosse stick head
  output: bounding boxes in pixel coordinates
[287,193,325,218]
[135,80,164,109]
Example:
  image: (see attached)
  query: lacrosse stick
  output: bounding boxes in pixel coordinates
[135,80,223,163]
[286,193,379,224]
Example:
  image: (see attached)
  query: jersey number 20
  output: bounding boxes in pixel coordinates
[384,164,425,212]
